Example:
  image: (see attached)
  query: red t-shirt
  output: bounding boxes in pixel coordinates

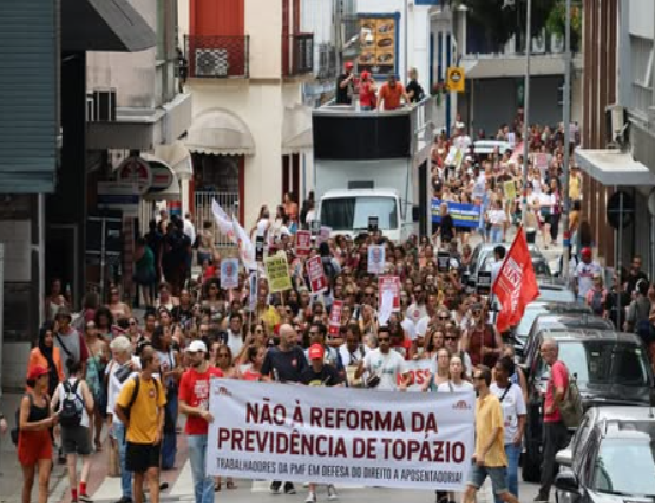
[179,366,224,435]
[544,360,569,423]
[360,82,375,108]
[379,83,404,110]
[242,368,262,381]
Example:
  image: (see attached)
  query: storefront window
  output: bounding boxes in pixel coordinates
[193,153,239,193]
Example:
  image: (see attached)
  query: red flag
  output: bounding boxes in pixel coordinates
[492,228,539,333]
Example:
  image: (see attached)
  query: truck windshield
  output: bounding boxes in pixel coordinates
[321,196,398,231]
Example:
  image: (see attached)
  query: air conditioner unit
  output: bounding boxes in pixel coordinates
[605,104,629,148]
[532,34,546,54]
[551,34,564,53]
[195,48,229,77]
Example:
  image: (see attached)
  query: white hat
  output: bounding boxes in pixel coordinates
[186,340,207,353]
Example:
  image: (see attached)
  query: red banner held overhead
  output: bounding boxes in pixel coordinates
[492,228,539,334]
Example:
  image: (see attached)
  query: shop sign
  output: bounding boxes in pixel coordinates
[117,157,151,194]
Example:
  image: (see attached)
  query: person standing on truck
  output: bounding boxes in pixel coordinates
[377,74,408,111]
[359,71,376,110]
[336,62,355,105]
[405,68,425,103]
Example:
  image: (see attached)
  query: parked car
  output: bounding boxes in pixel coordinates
[466,243,550,292]
[512,302,591,361]
[555,406,655,503]
[521,329,654,482]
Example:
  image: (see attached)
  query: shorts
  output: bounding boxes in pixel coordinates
[125,442,161,473]
[468,463,508,495]
[61,426,92,456]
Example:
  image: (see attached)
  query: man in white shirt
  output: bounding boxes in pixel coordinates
[183,212,196,246]
[355,326,407,390]
[226,313,244,358]
[573,247,602,301]
[490,245,506,286]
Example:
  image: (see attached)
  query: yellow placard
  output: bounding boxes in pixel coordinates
[264,252,292,293]
[504,180,517,201]
[446,67,465,93]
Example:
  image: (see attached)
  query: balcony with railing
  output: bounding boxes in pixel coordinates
[184,35,249,79]
[283,33,315,77]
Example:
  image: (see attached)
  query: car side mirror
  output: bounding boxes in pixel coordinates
[555,469,579,494]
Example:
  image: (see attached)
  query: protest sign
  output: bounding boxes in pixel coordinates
[503,180,516,201]
[436,251,450,272]
[319,226,331,244]
[379,276,400,310]
[367,245,385,275]
[328,300,342,336]
[432,200,480,228]
[307,256,328,293]
[220,258,239,289]
[378,290,394,326]
[255,235,265,262]
[264,253,292,293]
[248,272,257,312]
[295,231,311,256]
[207,380,474,490]
[398,360,434,391]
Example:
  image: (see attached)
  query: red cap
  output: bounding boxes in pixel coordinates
[308,344,324,360]
[361,71,369,80]
[28,366,48,381]
[345,61,354,69]
[581,247,592,259]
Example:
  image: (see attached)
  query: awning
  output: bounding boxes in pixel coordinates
[461,54,564,79]
[139,154,181,201]
[282,105,313,152]
[575,149,655,186]
[186,109,255,155]
[154,142,193,180]
[61,0,156,52]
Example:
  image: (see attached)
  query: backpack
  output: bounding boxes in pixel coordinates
[559,366,584,429]
[589,289,605,315]
[59,380,83,428]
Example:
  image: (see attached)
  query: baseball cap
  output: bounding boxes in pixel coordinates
[581,247,592,259]
[345,61,354,69]
[308,344,324,360]
[28,365,48,381]
[186,340,207,353]
[361,71,369,80]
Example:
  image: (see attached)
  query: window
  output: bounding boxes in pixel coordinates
[320,196,398,231]
[593,435,655,496]
[630,35,654,115]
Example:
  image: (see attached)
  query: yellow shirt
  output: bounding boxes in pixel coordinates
[117,376,166,444]
[475,393,507,467]
[569,174,580,200]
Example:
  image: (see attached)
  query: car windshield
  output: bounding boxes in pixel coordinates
[559,341,650,386]
[515,308,548,337]
[321,196,398,231]
[594,434,655,496]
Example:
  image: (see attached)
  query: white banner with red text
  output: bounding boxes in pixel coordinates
[207,380,474,490]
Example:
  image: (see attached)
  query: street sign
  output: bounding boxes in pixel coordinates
[606,191,635,229]
[446,67,465,93]
[117,156,151,194]
[97,182,139,218]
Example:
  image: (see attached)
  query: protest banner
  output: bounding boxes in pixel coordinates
[307,255,328,293]
[398,359,434,391]
[378,275,400,310]
[328,300,342,336]
[207,380,474,490]
[431,200,480,228]
[367,245,385,275]
[295,230,311,256]
[220,258,239,289]
[264,253,292,293]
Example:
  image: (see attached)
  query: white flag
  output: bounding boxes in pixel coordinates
[231,215,257,271]
[378,290,394,325]
[211,199,235,240]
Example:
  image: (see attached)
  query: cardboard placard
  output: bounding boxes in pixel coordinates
[328,300,342,336]
[379,275,400,310]
[476,271,492,295]
[436,251,451,272]
[307,255,328,293]
[220,258,239,289]
[264,253,292,293]
[255,235,265,263]
[295,230,311,256]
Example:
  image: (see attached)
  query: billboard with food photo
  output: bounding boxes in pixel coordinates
[358,13,398,77]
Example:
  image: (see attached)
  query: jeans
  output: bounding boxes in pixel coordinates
[162,386,178,469]
[539,420,568,498]
[549,213,560,242]
[494,443,521,503]
[112,422,132,499]
[490,226,503,243]
[187,435,215,503]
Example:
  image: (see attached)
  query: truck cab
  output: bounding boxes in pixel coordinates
[317,188,404,241]
[311,98,434,242]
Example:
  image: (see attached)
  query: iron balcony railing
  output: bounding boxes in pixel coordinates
[284,33,314,76]
[184,35,249,79]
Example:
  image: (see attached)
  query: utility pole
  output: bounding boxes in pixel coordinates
[522,0,532,226]
[562,0,572,282]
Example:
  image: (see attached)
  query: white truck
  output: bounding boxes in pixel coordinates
[312,99,435,242]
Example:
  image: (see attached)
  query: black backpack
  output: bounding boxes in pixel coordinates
[59,380,83,428]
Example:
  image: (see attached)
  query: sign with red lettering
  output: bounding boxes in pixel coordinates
[398,360,434,391]
[295,231,311,256]
[379,276,400,310]
[307,256,328,293]
[328,300,342,336]
[207,380,475,490]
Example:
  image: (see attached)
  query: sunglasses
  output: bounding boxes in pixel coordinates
[129,321,137,326]
[445,336,457,341]
[438,316,449,321]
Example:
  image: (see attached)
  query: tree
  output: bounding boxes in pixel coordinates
[455,0,558,53]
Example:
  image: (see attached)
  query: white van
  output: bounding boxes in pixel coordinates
[317,188,407,242]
